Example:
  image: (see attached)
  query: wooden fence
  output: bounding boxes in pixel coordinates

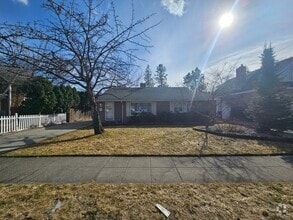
[68,109,92,122]
[0,113,66,134]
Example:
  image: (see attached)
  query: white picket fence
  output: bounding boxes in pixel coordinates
[0,113,67,134]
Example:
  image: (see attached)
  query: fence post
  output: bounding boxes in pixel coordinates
[19,115,23,131]
[24,115,26,129]
[3,116,6,133]
[15,113,19,131]
[8,115,10,133]
[39,114,42,127]
[0,116,2,134]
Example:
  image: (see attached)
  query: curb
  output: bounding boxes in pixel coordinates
[1,153,293,158]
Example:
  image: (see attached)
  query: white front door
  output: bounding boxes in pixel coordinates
[105,102,114,121]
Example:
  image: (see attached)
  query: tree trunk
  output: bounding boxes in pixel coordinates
[91,101,104,134]
[88,87,104,135]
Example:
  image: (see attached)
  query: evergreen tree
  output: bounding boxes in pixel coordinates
[155,64,168,87]
[183,67,206,92]
[19,76,56,114]
[77,91,91,112]
[53,86,64,113]
[144,65,154,87]
[248,44,293,132]
[54,85,80,113]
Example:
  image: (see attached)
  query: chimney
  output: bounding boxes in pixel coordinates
[236,64,247,81]
[140,83,146,88]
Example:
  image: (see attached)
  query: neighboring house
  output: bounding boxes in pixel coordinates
[215,57,293,119]
[97,84,213,124]
[0,67,31,116]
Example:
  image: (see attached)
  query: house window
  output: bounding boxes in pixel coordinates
[131,102,151,115]
[171,102,187,113]
[105,102,114,121]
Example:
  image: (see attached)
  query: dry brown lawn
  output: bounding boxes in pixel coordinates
[6,126,293,156]
[0,183,292,219]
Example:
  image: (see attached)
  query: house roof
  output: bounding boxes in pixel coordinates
[192,91,212,101]
[215,57,293,97]
[98,87,209,102]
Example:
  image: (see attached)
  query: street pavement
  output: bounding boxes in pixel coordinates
[0,155,292,184]
[0,121,92,154]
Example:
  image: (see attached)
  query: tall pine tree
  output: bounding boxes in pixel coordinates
[183,67,206,92]
[155,64,168,87]
[248,44,292,132]
[144,65,154,87]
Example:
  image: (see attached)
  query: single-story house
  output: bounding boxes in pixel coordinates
[97,85,214,124]
[215,57,293,119]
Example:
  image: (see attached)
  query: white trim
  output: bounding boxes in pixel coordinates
[230,89,256,96]
[216,89,256,99]
[126,101,156,116]
[221,101,231,119]
[170,102,174,113]
[126,102,131,117]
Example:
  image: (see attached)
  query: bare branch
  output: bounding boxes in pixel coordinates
[0,0,158,134]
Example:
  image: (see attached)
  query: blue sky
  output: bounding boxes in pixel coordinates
[1,0,293,86]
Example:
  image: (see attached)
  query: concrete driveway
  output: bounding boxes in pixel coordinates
[0,121,92,154]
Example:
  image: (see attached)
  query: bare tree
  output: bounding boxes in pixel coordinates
[206,62,238,97]
[193,62,238,151]
[0,0,158,134]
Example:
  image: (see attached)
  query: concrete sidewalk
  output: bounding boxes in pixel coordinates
[0,121,92,154]
[0,155,292,184]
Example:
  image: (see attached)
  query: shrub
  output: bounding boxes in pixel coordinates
[128,112,156,124]
[128,112,208,125]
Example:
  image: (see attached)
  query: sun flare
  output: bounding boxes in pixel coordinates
[219,13,234,28]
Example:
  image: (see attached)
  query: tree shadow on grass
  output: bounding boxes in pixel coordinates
[256,140,293,154]
[44,121,92,130]
[33,134,96,147]
[5,134,96,154]
[0,137,40,155]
